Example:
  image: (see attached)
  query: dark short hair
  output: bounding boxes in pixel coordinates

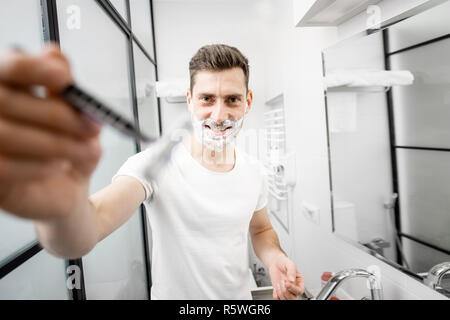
[189,44,250,92]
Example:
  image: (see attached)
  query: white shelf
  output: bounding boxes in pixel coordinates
[326,85,391,94]
[295,0,383,27]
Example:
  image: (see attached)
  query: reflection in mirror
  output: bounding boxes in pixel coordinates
[323,1,450,298]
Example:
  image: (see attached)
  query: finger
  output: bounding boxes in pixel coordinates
[286,282,304,296]
[0,156,70,184]
[41,43,71,66]
[278,281,287,300]
[0,117,101,169]
[277,281,287,300]
[0,86,102,139]
[272,287,279,300]
[280,280,297,300]
[0,44,74,92]
[275,283,284,300]
[285,260,297,283]
[39,44,73,94]
[284,289,298,300]
[296,270,306,294]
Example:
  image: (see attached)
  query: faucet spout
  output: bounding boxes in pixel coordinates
[315,268,383,300]
[425,262,450,290]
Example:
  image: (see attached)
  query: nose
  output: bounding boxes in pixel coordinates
[210,100,228,123]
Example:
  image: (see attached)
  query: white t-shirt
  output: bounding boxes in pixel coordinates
[112,141,268,300]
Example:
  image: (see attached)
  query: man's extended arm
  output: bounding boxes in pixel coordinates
[249,207,286,267]
[249,206,305,300]
[35,176,146,259]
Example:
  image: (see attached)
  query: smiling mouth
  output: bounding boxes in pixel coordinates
[204,125,232,136]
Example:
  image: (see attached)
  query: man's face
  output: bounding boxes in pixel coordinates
[188,67,252,134]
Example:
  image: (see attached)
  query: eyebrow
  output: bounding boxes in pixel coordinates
[197,93,244,99]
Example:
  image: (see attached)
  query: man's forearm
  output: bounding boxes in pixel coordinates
[251,227,286,268]
[34,198,100,259]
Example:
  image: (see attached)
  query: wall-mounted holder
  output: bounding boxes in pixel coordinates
[164,96,187,104]
[325,86,392,95]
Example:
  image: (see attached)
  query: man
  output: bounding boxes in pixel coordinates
[0,43,304,300]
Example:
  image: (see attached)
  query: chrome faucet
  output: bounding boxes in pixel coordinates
[315,269,383,300]
[424,262,450,291]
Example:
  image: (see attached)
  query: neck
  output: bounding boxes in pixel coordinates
[184,134,236,171]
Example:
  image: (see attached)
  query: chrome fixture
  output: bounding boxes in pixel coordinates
[316,268,383,300]
[252,263,268,287]
[362,237,391,256]
[424,262,450,293]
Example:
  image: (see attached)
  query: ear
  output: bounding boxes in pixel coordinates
[245,90,254,114]
[187,88,193,112]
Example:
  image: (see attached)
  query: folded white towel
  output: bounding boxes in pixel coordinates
[324,69,414,89]
[155,79,189,98]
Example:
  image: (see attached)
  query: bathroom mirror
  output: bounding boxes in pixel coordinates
[322,0,450,297]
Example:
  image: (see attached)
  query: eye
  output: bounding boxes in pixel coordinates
[200,96,214,104]
[228,97,241,104]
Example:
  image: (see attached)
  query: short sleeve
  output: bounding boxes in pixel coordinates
[255,162,268,212]
[111,148,156,202]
